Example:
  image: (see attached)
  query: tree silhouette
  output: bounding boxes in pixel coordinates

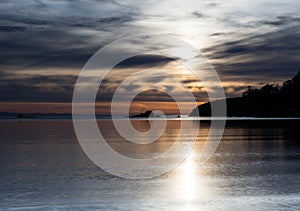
[280,70,300,99]
[191,69,300,117]
[243,70,300,101]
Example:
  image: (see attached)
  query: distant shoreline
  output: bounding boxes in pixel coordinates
[2,116,300,121]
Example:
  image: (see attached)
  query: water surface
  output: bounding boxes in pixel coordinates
[0,120,299,210]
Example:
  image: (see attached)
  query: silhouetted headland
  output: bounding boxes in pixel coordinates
[190,70,300,117]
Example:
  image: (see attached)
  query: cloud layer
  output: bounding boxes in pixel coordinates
[0,0,299,111]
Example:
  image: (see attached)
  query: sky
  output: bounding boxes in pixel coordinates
[0,0,299,115]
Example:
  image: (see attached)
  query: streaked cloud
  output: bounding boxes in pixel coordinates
[0,0,299,114]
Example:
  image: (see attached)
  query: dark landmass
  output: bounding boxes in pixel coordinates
[0,112,17,116]
[17,114,37,119]
[0,112,73,119]
[190,70,300,117]
[130,110,153,118]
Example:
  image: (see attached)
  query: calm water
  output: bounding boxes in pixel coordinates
[0,120,299,210]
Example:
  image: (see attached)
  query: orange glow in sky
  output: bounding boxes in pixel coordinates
[0,101,203,115]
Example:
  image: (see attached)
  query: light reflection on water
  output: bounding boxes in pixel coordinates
[173,154,206,203]
[0,120,299,210]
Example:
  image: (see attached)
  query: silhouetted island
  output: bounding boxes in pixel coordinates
[190,70,300,117]
[17,113,37,119]
[130,110,153,118]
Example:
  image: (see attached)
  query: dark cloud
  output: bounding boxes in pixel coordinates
[123,84,141,92]
[143,76,169,83]
[0,26,27,32]
[115,55,174,69]
[210,32,227,37]
[206,3,219,7]
[259,16,300,26]
[0,74,76,102]
[206,25,300,81]
[0,0,137,70]
[133,90,176,102]
[182,79,198,84]
[192,11,206,19]
[0,30,96,70]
